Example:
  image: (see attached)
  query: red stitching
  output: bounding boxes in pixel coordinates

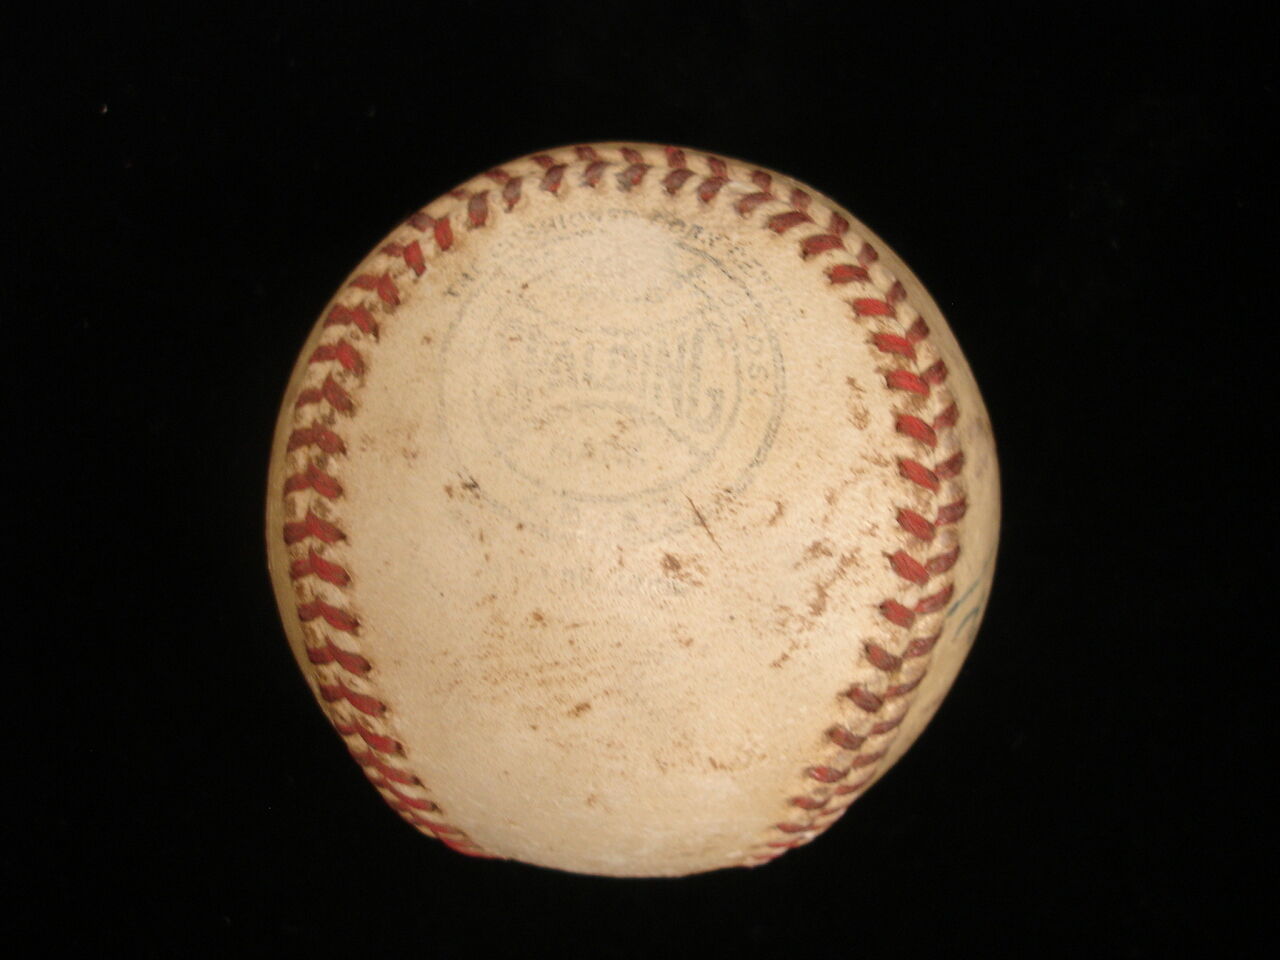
[697,177,727,203]
[869,715,905,736]
[846,686,884,712]
[407,212,457,251]
[318,680,385,716]
[283,510,346,545]
[310,340,364,375]
[915,584,954,614]
[884,676,924,699]
[503,177,523,210]
[332,717,401,755]
[828,263,870,284]
[827,725,866,750]
[936,452,965,478]
[884,369,930,396]
[287,424,345,455]
[855,297,897,318]
[383,240,425,276]
[807,765,849,783]
[897,508,936,541]
[618,162,649,189]
[369,774,436,810]
[284,464,343,499]
[350,272,400,306]
[540,164,566,193]
[905,630,942,658]
[404,213,455,252]
[736,191,774,216]
[768,210,813,233]
[438,836,500,858]
[895,414,936,447]
[290,547,351,585]
[325,303,378,337]
[405,811,459,832]
[791,794,830,810]
[295,374,355,414]
[927,547,960,575]
[873,332,918,361]
[899,458,940,491]
[801,235,845,258]
[307,638,370,675]
[663,167,695,194]
[934,403,960,430]
[467,192,489,228]
[297,598,359,632]
[888,545,956,586]
[889,550,930,585]
[864,642,902,672]
[774,821,809,834]
[851,749,889,768]
[350,746,420,785]
[832,774,875,796]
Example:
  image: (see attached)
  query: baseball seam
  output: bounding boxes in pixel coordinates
[278,143,967,867]
[747,243,965,863]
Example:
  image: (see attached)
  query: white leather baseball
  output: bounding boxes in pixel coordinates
[266,143,999,877]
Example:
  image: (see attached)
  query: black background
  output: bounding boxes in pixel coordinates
[11,4,1273,955]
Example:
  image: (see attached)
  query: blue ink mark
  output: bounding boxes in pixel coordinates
[946,547,997,619]
[952,597,986,636]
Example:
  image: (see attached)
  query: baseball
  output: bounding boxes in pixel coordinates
[265,143,999,877]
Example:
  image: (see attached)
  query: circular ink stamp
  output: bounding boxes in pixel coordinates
[440,205,785,542]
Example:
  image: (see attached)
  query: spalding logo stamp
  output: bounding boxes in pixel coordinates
[440,206,786,541]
